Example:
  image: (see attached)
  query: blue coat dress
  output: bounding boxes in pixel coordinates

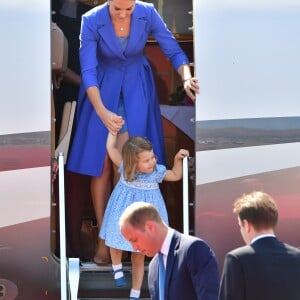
[67,1,189,176]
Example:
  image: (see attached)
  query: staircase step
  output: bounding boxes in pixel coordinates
[80,298,150,300]
[78,261,150,299]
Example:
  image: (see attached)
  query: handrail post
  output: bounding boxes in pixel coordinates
[183,156,189,235]
[58,152,68,300]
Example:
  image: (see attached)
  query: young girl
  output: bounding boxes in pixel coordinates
[100,132,189,300]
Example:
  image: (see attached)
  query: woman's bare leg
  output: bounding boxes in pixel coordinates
[92,155,112,264]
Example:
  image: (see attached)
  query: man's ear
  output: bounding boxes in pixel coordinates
[242,219,251,233]
[144,220,155,233]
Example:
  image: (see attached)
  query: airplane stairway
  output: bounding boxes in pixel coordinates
[77,262,150,300]
[58,154,189,300]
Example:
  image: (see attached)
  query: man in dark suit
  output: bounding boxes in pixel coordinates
[219,191,300,300]
[119,201,220,300]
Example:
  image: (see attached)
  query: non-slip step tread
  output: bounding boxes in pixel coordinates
[78,262,150,299]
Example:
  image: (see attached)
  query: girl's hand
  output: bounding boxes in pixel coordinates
[175,149,189,160]
[164,149,189,181]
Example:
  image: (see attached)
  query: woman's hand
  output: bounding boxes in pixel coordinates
[100,108,124,135]
[86,86,124,135]
[183,77,199,102]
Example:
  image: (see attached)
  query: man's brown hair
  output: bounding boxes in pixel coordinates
[233,191,278,231]
[119,201,162,231]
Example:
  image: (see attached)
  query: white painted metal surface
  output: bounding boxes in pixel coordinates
[182,156,189,235]
[59,153,68,300]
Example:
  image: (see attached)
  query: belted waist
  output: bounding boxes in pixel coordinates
[99,54,145,69]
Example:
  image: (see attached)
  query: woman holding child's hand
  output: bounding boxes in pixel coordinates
[67,0,198,271]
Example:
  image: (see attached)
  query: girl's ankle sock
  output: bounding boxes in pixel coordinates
[112,263,123,279]
[130,288,140,298]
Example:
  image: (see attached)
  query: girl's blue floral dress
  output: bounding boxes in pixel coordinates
[100,162,169,251]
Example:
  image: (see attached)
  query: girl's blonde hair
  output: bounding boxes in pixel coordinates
[122,136,153,182]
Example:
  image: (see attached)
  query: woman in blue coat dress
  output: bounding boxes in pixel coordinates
[67,0,199,265]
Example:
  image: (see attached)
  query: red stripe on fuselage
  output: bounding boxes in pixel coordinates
[0,146,50,171]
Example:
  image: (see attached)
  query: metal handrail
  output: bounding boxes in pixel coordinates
[183,156,189,235]
[58,152,67,299]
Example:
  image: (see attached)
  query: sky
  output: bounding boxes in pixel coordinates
[0,2,51,135]
[194,0,300,121]
[1,1,299,131]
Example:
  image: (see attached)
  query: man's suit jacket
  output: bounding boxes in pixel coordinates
[148,230,219,300]
[219,236,300,300]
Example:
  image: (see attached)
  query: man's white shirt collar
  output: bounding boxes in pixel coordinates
[251,233,275,244]
[160,228,174,266]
